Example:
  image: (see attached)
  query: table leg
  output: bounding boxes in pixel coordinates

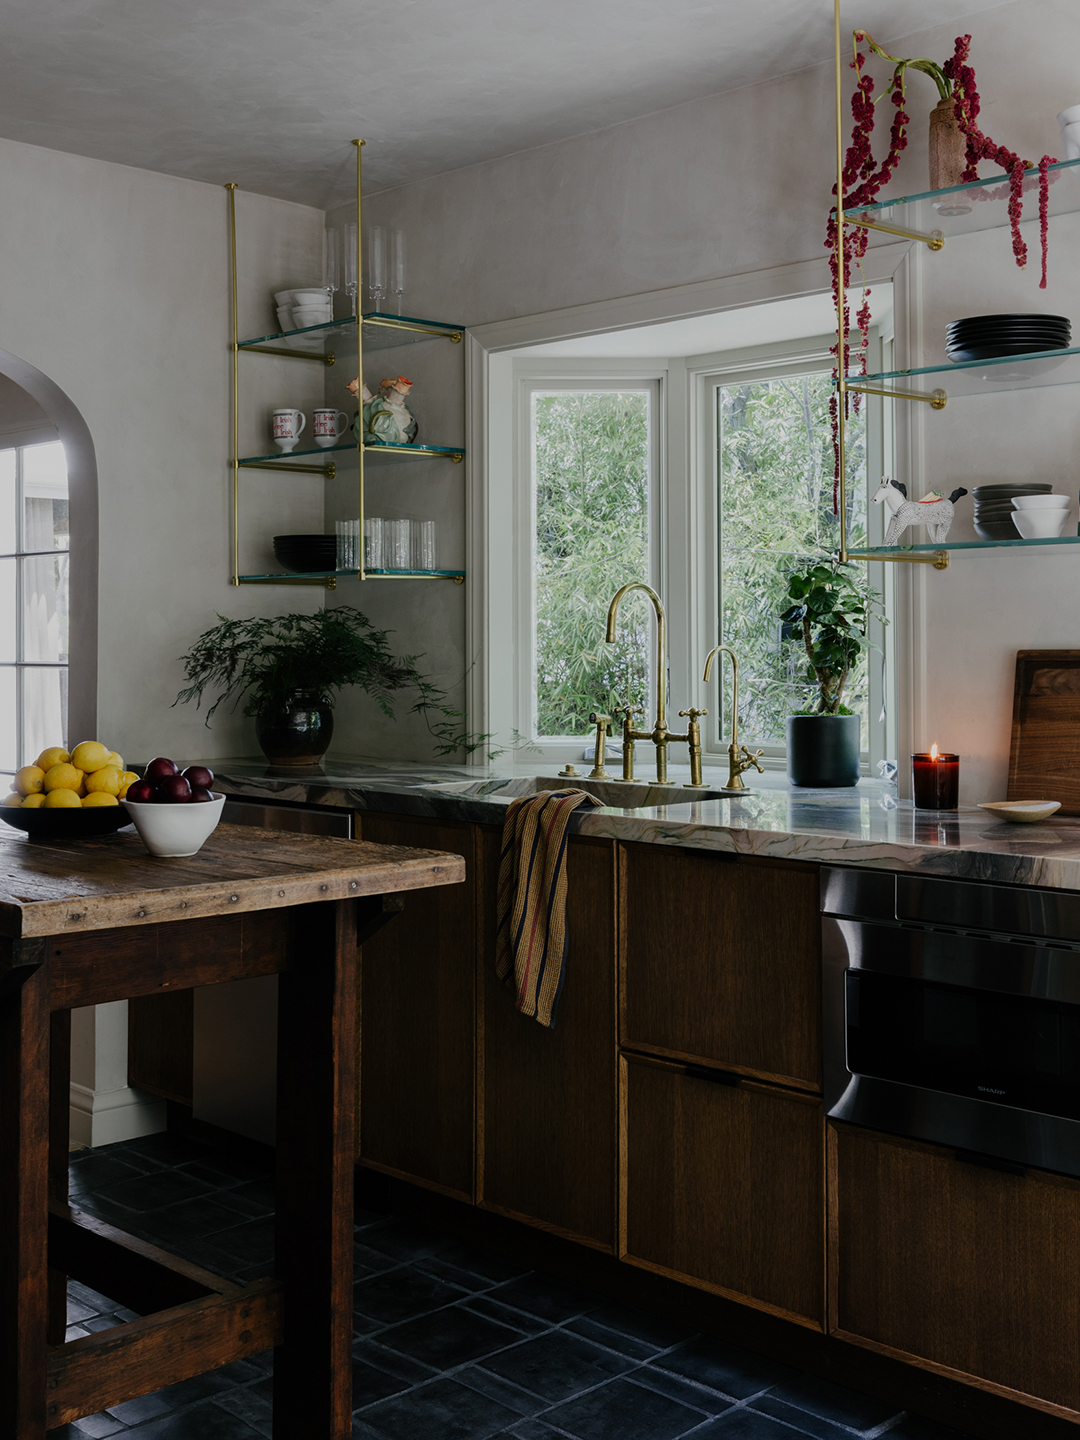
[274,899,357,1439]
[0,957,50,1440]
[48,1009,72,1346]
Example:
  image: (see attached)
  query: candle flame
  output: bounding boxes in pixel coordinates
[930,743,939,762]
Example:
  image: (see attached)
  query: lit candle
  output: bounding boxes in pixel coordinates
[911,743,960,810]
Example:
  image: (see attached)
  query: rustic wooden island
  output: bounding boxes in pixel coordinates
[0,821,464,1440]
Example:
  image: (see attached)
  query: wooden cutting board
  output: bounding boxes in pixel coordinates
[1008,651,1080,812]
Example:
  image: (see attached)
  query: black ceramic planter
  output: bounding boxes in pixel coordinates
[786,713,861,787]
[255,690,334,767]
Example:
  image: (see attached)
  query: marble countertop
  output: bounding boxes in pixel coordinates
[203,754,1080,891]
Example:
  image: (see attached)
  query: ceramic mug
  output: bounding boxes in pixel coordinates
[272,408,306,453]
[313,409,349,448]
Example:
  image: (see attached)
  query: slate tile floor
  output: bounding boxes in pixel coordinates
[50,1133,976,1440]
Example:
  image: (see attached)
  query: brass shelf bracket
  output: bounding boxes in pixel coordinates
[239,461,337,478]
[845,214,945,250]
[364,317,463,343]
[237,344,336,366]
[846,383,948,410]
[238,576,339,590]
[847,549,950,570]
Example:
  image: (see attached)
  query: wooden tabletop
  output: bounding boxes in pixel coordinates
[0,823,465,940]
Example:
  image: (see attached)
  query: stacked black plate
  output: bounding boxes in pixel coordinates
[972,483,1052,541]
[947,314,1071,362]
[273,534,338,574]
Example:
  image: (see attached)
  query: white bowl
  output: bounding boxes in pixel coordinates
[1057,106,1080,128]
[979,800,1061,824]
[292,305,331,319]
[121,793,225,857]
[1011,493,1071,509]
[1012,508,1071,539]
[276,306,294,330]
[290,288,330,305]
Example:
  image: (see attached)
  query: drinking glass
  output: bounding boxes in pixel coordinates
[344,222,358,315]
[368,226,387,311]
[390,229,406,315]
[323,229,339,309]
[386,519,410,571]
[364,517,384,570]
[413,520,436,571]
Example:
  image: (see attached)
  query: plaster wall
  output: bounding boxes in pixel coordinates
[330,0,1080,794]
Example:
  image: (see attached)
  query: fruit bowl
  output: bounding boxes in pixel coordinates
[0,805,134,838]
[120,793,226,857]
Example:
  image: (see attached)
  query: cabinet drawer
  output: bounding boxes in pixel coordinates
[623,1054,825,1326]
[620,844,821,1088]
[833,1124,1080,1411]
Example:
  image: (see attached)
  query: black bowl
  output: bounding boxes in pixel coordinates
[0,805,134,838]
[273,535,339,574]
[948,341,1071,362]
[973,519,1021,541]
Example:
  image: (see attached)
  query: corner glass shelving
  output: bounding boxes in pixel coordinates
[854,534,1080,560]
[237,310,464,354]
[238,567,466,586]
[238,440,464,468]
[846,346,1080,399]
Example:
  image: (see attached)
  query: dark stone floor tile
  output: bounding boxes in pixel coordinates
[353,1338,439,1387]
[352,1356,415,1409]
[748,1394,855,1439]
[652,1337,800,1401]
[154,1370,236,1407]
[68,1154,148,1192]
[94,1169,213,1212]
[456,1364,548,1417]
[437,1245,530,1285]
[463,1296,551,1336]
[353,1241,408,1274]
[212,1357,266,1385]
[480,1330,633,1404]
[198,1215,276,1262]
[565,1314,660,1361]
[228,1178,276,1214]
[67,1280,121,1315]
[81,1314,127,1334]
[65,1325,90,1341]
[138,1196,260,1246]
[585,1302,694,1352]
[116,1133,210,1167]
[176,1153,265,1186]
[379,1305,524,1371]
[362,1376,518,1440]
[64,1412,128,1437]
[487,1275,599,1324]
[213,1377,275,1432]
[105,1388,173,1423]
[67,1296,102,1324]
[633,1364,735,1416]
[692,1411,816,1439]
[763,1374,898,1431]
[886,1415,972,1439]
[502,1423,564,1440]
[359,1219,453,1262]
[115,1401,264,1438]
[353,1266,467,1323]
[545,1375,708,1440]
[417,1255,502,1292]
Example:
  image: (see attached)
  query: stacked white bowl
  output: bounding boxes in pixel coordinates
[1058,106,1080,162]
[1011,492,1073,538]
[273,287,333,333]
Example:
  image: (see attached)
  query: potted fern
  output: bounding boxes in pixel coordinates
[780,562,884,787]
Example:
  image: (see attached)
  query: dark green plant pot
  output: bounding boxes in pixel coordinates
[255,690,334,767]
[786,714,861,788]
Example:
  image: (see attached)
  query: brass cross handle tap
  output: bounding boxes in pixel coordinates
[588,713,613,779]
[678,708,708,789]
[612,705,644,782]
[727,743,764,790]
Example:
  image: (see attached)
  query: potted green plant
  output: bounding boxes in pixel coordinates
[780,561,884,788]
[175,607,480,767]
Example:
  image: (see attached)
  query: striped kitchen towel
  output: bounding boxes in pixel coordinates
[495,788,603,1028]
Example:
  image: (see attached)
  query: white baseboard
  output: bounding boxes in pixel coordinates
[70,1081,167,1149]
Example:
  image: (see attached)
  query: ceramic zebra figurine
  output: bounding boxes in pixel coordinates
[871,476,968,544]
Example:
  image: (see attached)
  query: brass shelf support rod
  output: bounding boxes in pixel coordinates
[845,214,945,249]
[354,140,366,580]
[239,461,338,477]
[364,317,463,343]
[845,384,948,409]
[227,183,239,586]
[239,345,337,365]
[847,548,950,569]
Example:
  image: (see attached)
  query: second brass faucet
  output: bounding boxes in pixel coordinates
[702,644,764,790]
[605,582,698,784]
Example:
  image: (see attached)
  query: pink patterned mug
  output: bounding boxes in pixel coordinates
[313,409,350,449]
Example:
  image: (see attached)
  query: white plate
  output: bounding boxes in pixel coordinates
[978,800,1062,823]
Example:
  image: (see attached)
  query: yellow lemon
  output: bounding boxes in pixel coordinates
[44,788,82,808]
[85,766,122,796]
[106,750,124,770]
[43,762,85,793]
[21,793,46,809]
[117,771,140,798]
[71,741,112,774]
[81,791,119,807]
[3,792,23,807]
[35,746,70,771]
[15,765,45,796]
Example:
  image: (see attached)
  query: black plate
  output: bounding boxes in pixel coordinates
[947,317,1071,330]
[946,331,1071,345]
[947,327,1071,341]
[947,313,1070,327]
[948,343,1071,362]
[0,805,134,838]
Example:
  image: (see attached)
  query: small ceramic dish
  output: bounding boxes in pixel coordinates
[1011,494,1071,509]
[978,800,1062,823]
[1012,508,1071,539]
[120,793,225,857]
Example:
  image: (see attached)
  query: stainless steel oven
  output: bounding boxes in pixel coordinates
[822,867,1080,1177]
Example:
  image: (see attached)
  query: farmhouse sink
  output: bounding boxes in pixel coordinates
[533,775,751,808]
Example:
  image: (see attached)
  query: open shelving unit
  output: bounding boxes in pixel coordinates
[226,149,466,589]
[830,2,1080,570]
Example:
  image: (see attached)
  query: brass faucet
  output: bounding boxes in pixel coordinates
[588,713,612,779]
[702,645,764,791]
[605,582,693,784]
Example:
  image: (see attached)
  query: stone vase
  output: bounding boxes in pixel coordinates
[255,689,334,767]
[928,96,968,192]
[786,714,861,788]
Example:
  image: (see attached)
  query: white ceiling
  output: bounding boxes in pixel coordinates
[0,0,1013,208]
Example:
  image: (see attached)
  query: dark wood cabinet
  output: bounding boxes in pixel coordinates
[478,828,618,1250]
[620,844,821,1090]
[354,812,477,1202]
[623,1053,825,1327]
[832,1123,1080,1412]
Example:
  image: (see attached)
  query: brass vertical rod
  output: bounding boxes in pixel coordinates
[834,0,848,564]
[227,183,240,585]
[353,140,366,582]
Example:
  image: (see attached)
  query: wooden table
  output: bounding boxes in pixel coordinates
[0,822,465,1439]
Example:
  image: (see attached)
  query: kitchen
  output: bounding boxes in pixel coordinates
[2,1,1080,1437]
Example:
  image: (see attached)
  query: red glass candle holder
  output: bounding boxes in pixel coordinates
[911,752,959,810]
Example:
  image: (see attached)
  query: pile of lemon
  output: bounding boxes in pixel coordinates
[4,743,140,809]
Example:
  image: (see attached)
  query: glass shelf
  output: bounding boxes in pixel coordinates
[237,310,465,352]
[843,157,1080,239]
[238,441,464,465]
[854,534,1080,557]
[238,568,465,583]
[844,346,1080,399]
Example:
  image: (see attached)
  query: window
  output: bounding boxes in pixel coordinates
[0,440,69,774]
[518,375,660,751]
